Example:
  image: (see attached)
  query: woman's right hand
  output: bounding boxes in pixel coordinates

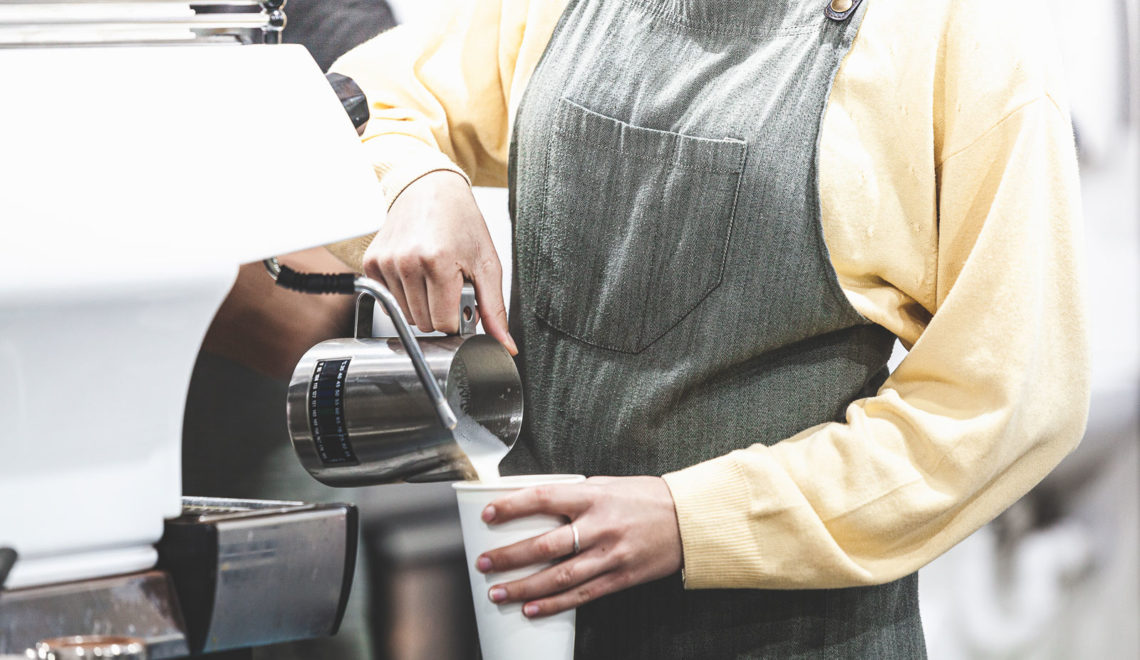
[362,170,517,355]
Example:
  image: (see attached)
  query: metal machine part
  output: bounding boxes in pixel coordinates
[36,636,147,660]
[155,497,358,655]
[0,1,288,48]
[326,72,370,135]
[0,548,15,588]
[0,572,189,658]
[1,497,357,657]
[273,267,523,485]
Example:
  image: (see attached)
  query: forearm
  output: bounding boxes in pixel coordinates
[202,248,356,380]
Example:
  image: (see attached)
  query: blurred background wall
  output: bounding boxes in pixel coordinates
[919,1,1140,657]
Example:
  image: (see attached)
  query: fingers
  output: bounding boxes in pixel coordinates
[483,485,591,524]
[373,249,465,334]
[474,477,683,619]
[472,258,518,355]
[486,546,612,609]
[478,523,579,574]
[363,253,416,327]
[384,279,416,328]
[522,570,632,618]
[426,264,464,335]
[398,265,434,333]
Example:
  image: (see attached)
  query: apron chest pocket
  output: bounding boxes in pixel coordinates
[529,98,747,354]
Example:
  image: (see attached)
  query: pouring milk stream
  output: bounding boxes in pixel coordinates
[454,410,509,482]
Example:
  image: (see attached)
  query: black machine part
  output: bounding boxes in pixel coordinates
[0,548,15,589]
[326,72,370,135]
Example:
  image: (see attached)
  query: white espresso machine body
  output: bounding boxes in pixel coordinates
[0,43,383,589]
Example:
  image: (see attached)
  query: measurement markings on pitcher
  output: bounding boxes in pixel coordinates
[310,358,359,465]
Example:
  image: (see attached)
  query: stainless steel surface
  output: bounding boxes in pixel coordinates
[355,291,375,338]
[157,496,357,655]
[0,1,287,47]
[261,0,284,45]
[181,494,307,521]
[36,636,146,659]
[289,333,522,485]
[0,498,356,658]
[0,0,256,4]
[288,281,521,485]
[0,571,189,659]
[354,277,460,432]
[457,282,479,337]
[0,14,267,28]
[263,255,281,279]
[264,255,460,430]
[266,253,476,435]
[263,258,459,430]
[207,508,347,651]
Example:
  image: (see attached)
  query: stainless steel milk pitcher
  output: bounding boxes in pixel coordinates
[283,275,523,486]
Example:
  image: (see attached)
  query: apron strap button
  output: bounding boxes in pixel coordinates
[825,0,861,21]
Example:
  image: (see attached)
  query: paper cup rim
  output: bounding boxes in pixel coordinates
[452,474,586,491]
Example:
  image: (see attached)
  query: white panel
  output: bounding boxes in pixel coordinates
[0,44,384,301]
[0,44,386,587]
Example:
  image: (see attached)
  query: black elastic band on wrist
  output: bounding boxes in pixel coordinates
[274,264,357,295]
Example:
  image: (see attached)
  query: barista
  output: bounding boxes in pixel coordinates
[327,0,1089,655]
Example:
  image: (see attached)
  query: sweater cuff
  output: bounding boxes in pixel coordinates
[324,233,375,274]
[323,135,472,272]
[662,451,780,590]
[363,133,471,210]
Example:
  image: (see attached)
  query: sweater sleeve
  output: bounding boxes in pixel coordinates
[324,0,561,270]
[662,93,1089,589]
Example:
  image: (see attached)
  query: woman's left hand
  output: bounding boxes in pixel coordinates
[476,476,683,618]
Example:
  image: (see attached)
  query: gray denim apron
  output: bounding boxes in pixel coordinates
[505,0,926,656]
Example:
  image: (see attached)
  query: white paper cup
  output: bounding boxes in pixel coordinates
[453,474,586,660]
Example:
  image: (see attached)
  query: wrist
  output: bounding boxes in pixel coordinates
[362,134,471,210]
[390,167,471,210]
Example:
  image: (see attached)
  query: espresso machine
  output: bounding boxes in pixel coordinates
[0,2,386,655]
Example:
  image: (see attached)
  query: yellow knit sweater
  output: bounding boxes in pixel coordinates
[329,0,1089,589]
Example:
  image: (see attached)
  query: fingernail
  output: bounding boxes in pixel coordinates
[482,505,496,522]
[506,334,519,356]
[476,556,492,572]
[489,588,507,603]
[523,604,539,617]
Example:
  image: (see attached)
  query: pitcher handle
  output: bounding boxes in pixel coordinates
[352,277,459,431]
[354,282,479,340]
[263,257,460,431]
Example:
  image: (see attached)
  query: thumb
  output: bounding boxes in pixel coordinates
[471,262,517,356]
